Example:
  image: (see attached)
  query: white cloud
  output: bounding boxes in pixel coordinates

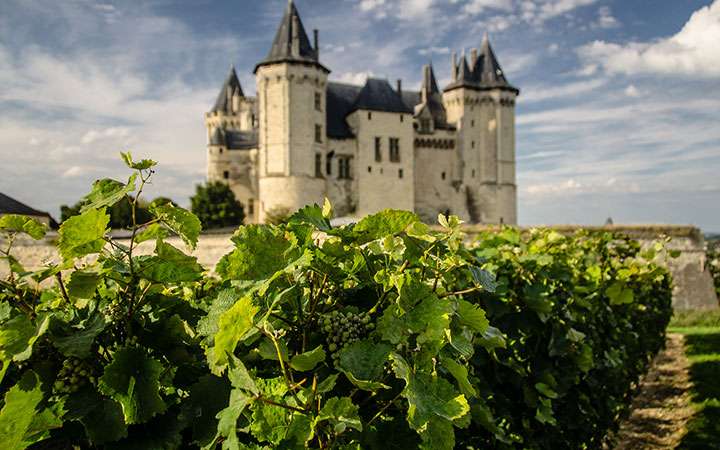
[579,1,720,77]
[522,78,607,102]
[592,6,619,29]
[418,46,450,56]
[332,71,374,85]
[62,166,86,178]
[81,127,130,144]
[624,84,640,97]
[528,0,598,25]
[547,43,559,53]
[462,0,513,15]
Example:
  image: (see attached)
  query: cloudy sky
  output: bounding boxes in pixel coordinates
[1,0,719,231]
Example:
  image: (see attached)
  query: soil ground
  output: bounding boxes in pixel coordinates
[613,334,695,450]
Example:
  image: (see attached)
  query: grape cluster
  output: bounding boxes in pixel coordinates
[53,358,95,395]
[320,311,374,362]
[103,298,125,322]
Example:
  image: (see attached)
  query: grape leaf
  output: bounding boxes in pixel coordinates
[80,398,128,444]
[315,397,363,434]
[211,295,258,374]
[337,340,391,390]
[210,389,252,450]
[136,241,203,283]
[288,204,331,232]
[186,375,232,447]
[98,347,166,424]
[197,289,243,339]
[0,215,47,240]
[52,312,106,358]
[0,371,46,450]
[441,356,477,399]
[0,314,50,369]
[216,225,300,281]
[120,151,157,170]
[150,203,202,250]
[351,209,420,243]
[468,266,497,292]
[290,345,326,372]
[606,282,634,305]
[58,208,109,260]
[80,175,136,212]
[456,300,489,333]
[227,355,259,395]
[66,270,100,299]
[134,223,169,244]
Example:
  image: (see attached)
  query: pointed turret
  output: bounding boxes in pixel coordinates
[418,63,447,128]
[473,33,516,91]
[254,0,328,73]
[444,53,472,91]
[211,66,244,113]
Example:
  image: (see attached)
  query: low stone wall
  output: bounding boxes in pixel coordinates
[2,225,717,310]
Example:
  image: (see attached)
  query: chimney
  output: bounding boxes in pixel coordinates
[396,79,402,95]
[451,51,457,81]
[470,48,478,68]
[291,14,300,56]
[313,29,319,59]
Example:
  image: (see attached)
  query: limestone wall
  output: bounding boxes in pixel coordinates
[2,225,715,311]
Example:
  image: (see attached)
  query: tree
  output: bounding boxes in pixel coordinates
[190,181,244,229]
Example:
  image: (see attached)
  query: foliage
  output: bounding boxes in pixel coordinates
[0,155,673,449]
[265,206,293,225]
[60,195,154,230]
[190,181,245,229]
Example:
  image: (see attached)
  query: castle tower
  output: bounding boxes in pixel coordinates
[254,0,330,222]
[205,66,259,222]
[443,34,519,224]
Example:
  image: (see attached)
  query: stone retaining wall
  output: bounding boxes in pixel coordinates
[2,225,717,310]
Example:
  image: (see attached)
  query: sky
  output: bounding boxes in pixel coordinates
[1,0,719,231]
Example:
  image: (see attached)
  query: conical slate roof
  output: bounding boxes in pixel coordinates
[211,66,243,113]
[444,35,518,94]
[419,64,447,128]
[254,0,328,73]
[474,33,511,88]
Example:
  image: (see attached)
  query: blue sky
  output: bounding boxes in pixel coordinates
[1,0,719,231]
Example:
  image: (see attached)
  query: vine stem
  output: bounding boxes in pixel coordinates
[439,286,482,298]
[261,327,304,406]
[367,391,404,425]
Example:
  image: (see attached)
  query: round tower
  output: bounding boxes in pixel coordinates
[443,34,519,224]
[254,0,329,222]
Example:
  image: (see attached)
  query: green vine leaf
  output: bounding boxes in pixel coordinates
[290,345,326,372]
[351,209,420,243]
[337,340,391,391]
[58,208,109,261]
[288,204,331,231]
[150,203,202,250]
[0,371,45,450]
[315,397,362,434]
[80,174,137,213]
[120,151,157,170]
[216,225,296,281]
[456,300,489,334]
[211,295,259,374]
[98,347,167,424]
[0,215,47,240]
[136,241,203,283]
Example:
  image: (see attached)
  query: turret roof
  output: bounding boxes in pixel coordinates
[419,63,448,128]
[254,0,328,73]
[211,66,243,113]
[444,35,519,94]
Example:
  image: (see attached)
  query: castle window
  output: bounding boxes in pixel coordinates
[471,120,475,127]
[315,153,322,177]
[400,115,404,122]
[398,169,403,179]
[389,138,400,162]
[338,156,352,179]
[368,112,372,120]
[471,141,475,149]
[472,169,475,178]
[368,166,372,173]
[315,124,323,143]
[374,137,382,162]
[441,172,446,180]
[314,92,322,111]
[326,151,334,175]
[248,199,254,215]
[223,170,229,179]
[219,148,223,154]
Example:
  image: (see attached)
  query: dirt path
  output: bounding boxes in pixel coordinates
[613,333,695,450]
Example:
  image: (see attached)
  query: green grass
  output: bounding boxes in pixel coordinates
[667,324,720,449]
[670,309,720,328]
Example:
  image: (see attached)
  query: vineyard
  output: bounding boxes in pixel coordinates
[0,155,674,449]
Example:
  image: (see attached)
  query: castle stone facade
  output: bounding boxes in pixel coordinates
[205,1,519,224]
